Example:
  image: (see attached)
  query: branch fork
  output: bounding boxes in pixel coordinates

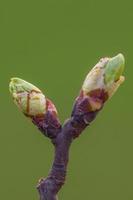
[9,53,125,200]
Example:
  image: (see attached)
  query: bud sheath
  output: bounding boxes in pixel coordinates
[9,78,47,117]
[9,78,61,139]
[81,53,125,111]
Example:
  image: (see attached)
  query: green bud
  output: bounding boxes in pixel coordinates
[82,53,125,99]
[104,53,125,84]
[9,78,46,117]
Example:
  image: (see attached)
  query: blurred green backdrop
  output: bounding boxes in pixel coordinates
[0,0,132,199]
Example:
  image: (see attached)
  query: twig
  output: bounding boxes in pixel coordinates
[9,53,125,200]
[34,92,100,200]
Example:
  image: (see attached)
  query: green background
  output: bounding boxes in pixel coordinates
[0,0,132,199]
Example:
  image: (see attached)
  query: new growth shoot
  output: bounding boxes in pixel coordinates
[9,53,125,200]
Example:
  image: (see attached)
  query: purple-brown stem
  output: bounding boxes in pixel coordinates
[9,54,125,200]
[33,90,107,200]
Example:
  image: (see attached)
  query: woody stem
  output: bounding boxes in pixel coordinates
[37,114,95,200]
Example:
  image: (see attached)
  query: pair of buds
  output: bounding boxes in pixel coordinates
[9,53,125,138]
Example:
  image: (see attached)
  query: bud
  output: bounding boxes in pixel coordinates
[9,78,47,117]
[82,54,125,111]
[9,78,61,138]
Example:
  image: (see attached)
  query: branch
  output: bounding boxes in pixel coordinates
[9,53,125,200]
[34,89,104,200]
